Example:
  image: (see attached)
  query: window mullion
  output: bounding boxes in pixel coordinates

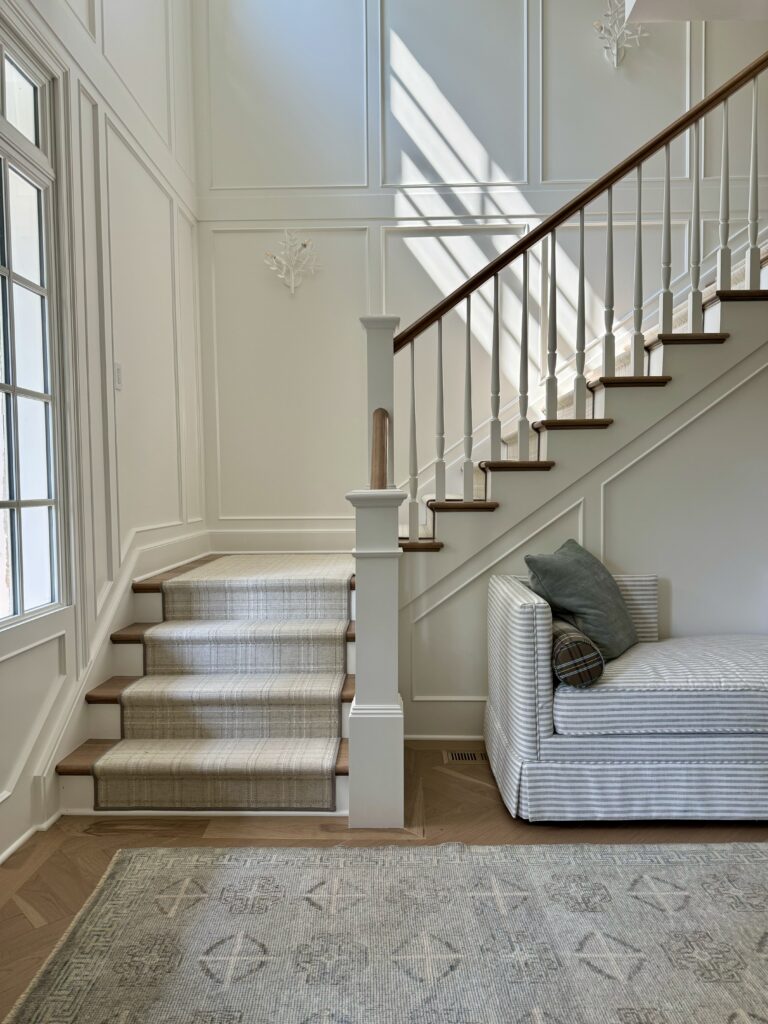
[2,155,22,614]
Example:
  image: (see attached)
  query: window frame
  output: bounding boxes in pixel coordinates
[0,36,66,627]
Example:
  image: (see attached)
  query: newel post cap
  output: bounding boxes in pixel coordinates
[360,315,401,332]
[346,489,407,510]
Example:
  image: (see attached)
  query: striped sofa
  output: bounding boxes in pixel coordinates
[485,574,768,820]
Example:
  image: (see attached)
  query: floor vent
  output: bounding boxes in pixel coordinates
[442,750,489,764]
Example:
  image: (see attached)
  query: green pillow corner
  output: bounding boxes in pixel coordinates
[524,538,638,660]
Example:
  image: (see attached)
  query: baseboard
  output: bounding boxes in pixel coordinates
[0,810,60,866]
[405,735,485,741]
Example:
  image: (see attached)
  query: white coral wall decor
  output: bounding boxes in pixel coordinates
[264,230,320,295]
[593,0,648,69]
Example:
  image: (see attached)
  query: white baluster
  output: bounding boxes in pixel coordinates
[688,120,703,333]
[545,230,558,419]
[539,235,549,382]
[408,343,419,540]
[717,99,731,291]
[463,295,474,501]
[434,318,446,502]
[574,209,587,417]
[603,188,615,376]
[747,78,760,289]
[518,251,530,460]
[489,274,501,461]
[631,165,645,375]
[659,144,673,334]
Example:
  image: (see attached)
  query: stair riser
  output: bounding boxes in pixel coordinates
[89,699,352,740]
[590,385,675,422]
[133,590,356,622]
[59,774,350,816]
[114,640,357,676]
[134,592,163,622]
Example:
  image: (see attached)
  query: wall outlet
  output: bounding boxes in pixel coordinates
[113,362,123,390]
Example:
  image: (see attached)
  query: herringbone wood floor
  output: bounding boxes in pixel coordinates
[1,740,766,1018]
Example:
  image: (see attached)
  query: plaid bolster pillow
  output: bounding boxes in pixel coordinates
[551,619,605,687]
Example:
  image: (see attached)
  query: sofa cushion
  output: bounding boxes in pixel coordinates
[525,539,638,660]
[552,620,604,687]
[553,635,768,735]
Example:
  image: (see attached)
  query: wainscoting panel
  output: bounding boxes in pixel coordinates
[601,366,768,638]
[381,0,527,187]
[205,0,368,189]
[702,20,768,179]
[209,227,368,524]
[105,124,183,553]
[540,2,690,183]
[102,0,172,145]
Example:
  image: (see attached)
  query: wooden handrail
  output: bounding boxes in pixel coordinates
[393,48,768,351]
[370,407,389,488]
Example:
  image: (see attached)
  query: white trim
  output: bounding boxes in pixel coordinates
[0,808,60,864]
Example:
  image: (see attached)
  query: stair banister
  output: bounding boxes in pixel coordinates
[392,47,768,351]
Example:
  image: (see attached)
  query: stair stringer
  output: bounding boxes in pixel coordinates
[398,300,768,738]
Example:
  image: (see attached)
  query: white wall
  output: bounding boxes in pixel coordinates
[194,0,768,547]
[0,0,206,859]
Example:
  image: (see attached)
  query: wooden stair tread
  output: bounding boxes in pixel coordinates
[86,676,141,703]
[86,674,356,704]
[399,539,444,551]
[716,289,768,301]
[533,418,612,431]
[111,622,154,643]
[112,622,356,642]
[649,333,729,348]
[56,738,349,776]
[587,376,671,390]
[56,739,119,775]
[427,500,499,512]
[479,460,555,472]
[132,555,221,593]
[133,556,356,593]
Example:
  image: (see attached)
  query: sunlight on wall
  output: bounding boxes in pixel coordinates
[389,31,608,412]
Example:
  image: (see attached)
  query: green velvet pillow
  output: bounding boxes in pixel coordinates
[525,539,638,660]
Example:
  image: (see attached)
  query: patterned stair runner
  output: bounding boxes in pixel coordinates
[94,554,354,811]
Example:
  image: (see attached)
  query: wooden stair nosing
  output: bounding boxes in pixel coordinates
[648,333,729,349]
[85,676,141,703]
[716,289,768,301]
[111,622,357,643]
[399,540,444,551]
[133,558,356,594]
[426,500,499,512]
[587,376,671,390]
[56,738,350,777]
[533,418,613,432]
[478,460,555,472]
[86,674,357,704]
[132,555,222,593]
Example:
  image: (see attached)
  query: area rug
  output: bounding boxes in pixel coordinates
[6,842,768,1024]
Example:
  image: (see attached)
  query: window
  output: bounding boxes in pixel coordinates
[0,46,58,620]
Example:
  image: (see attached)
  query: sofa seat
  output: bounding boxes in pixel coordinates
[553,635,768,736]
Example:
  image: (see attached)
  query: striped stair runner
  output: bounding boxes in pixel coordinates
[94,555,354,811]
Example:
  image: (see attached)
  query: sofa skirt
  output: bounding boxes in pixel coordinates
[486,708,768,821]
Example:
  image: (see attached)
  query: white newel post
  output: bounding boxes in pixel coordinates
[347,314,406,829]
[345,489,406,828]
[360,316,400,486]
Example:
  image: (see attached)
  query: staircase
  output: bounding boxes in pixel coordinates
[57,555,354,814]
[56,50,768,829]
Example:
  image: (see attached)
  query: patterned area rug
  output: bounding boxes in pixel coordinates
[7,842,768,1023]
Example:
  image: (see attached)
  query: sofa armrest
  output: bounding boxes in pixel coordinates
[487,575,554,761]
